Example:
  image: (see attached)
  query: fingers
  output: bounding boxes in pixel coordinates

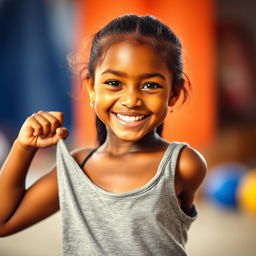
[56,127,69,139]
[29,111,64,137]
[48,111,64,125]
[40,127,69,146]
[17,111,68,149]
[28,117,43,137]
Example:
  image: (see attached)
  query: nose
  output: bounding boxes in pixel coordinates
[120,88,143,108]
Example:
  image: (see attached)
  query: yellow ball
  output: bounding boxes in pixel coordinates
[237,170,256,216]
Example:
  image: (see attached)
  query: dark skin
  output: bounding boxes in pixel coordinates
[0,123,206,236]
[0,41,207,237]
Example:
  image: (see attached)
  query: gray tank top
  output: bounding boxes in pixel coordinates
[56,139,197,256]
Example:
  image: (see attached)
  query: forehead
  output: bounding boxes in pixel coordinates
[95,40,171,76]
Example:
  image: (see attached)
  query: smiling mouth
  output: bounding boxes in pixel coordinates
[112,112,149,123]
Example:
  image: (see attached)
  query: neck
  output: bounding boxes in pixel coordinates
[99,130,167,156]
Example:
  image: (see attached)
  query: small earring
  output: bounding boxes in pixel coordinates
[170,109,175,113]
[89,101,94,107]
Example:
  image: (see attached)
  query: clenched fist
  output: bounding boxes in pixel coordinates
[17,111,69,149]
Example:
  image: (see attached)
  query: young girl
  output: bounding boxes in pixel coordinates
[0,14,207,255]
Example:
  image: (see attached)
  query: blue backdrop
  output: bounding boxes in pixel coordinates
[0,0,74,141]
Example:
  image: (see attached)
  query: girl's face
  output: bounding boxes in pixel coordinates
[87,40,176,142]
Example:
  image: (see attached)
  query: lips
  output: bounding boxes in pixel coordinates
[112,112,149,127]
[116,113,145,122]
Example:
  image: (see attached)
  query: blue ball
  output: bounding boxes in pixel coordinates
[204,163,247,209]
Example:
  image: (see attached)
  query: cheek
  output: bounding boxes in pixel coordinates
[148,94,169,112]
[94,91,116,116]
[148,96,169,124]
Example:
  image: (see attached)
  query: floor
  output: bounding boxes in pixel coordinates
[0,150,256,256]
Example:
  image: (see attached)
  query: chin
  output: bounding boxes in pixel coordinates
[114,131,145,142]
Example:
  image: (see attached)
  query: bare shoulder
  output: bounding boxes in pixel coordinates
[177,146,207,192]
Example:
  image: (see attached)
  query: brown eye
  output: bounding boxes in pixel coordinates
[141,82,162,89]
[104,80,121,87]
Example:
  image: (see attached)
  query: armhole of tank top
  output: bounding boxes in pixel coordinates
[167,143,198,225]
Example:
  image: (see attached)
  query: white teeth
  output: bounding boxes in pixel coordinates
[116,113,145,122]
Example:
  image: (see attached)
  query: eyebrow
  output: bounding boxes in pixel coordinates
[101,69,166,81]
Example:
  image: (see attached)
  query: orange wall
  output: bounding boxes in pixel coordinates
[74,0,216,148]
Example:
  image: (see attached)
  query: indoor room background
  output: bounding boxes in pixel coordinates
[0,0,256,255]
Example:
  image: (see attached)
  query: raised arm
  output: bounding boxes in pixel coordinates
[0,111,68,236]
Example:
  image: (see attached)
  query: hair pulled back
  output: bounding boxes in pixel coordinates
[86,14,190,145]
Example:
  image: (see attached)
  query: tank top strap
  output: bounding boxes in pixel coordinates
[160,142,188,179]
[80,147,99,169]
[169,142,188,178]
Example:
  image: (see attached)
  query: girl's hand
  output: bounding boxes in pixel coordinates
[17,111,69,150]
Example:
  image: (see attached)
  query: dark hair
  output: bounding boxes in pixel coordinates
[85,14,190,145]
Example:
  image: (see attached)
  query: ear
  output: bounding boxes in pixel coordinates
[85,77,95,104]
[168,89,181,107]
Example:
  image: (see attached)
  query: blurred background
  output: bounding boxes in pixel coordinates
[0,0,256,255]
